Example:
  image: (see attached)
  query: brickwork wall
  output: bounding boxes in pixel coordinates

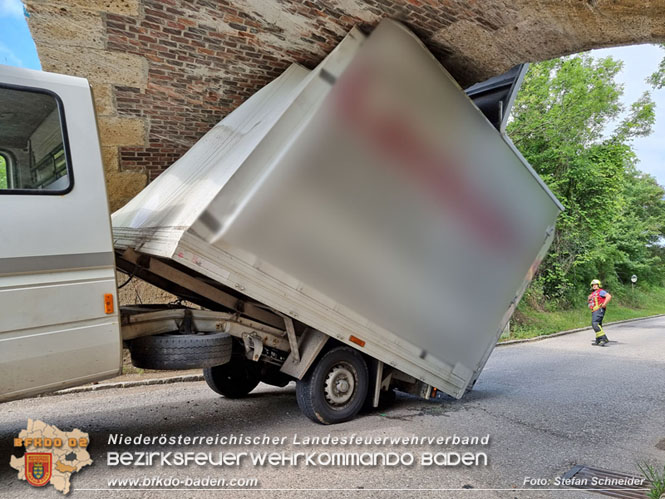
[24,0,665,210]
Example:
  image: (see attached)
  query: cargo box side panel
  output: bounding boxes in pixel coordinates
[184,20,561,396]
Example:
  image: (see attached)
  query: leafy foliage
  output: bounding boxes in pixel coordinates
[647,44,665,89]
[638,461,665,499]
[0,155,7,189]
[508,54,665,306]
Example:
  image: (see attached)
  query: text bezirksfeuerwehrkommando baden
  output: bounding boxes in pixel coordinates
[107,450,488,467]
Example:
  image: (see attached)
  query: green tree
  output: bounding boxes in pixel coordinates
[508,54,661,304]
[0,155,7,189]
[647,44,665,89]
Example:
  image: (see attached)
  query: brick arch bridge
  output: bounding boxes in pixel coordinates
[24,0,665,210]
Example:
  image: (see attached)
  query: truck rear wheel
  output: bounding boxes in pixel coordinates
[203,356,260,398]
[296,346,368,424]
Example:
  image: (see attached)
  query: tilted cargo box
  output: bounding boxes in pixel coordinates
[112,19,562,421]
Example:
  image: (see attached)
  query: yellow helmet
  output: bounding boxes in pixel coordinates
[590,279,601,287]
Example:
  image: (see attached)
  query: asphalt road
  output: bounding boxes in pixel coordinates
[1,317,664,499]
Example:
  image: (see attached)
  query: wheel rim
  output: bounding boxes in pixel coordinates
[324,362,356,407]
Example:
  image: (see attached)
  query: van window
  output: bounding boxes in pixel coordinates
[0,85,72,193]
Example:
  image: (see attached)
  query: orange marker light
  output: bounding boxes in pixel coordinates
[349,335,365,347]
[104,294,114,314]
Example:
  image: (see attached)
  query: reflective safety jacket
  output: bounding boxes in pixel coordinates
[588,289,608,311]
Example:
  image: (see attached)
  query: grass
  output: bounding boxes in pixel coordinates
[502,285,665,341]
[121,365,145,375]
[637,462,665,499]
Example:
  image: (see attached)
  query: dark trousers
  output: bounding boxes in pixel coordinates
[591,308,607,340]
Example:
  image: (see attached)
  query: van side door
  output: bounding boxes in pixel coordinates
[0,65,121,401]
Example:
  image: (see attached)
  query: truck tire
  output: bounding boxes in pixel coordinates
[296,346,368,424]
[203,356,261,398]
[128,332,232,370]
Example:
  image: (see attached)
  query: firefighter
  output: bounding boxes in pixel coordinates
[588,279,612,345]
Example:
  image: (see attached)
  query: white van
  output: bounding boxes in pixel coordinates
[0,68,121,400]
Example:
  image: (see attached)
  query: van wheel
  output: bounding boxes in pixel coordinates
[128,332,232,370]
[296,346,368,424]
[203,356,260,399]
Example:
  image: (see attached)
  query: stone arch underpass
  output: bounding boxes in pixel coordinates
[23,0,665,209]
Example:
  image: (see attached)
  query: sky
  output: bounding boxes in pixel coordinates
[0,0,40,69]
[0,0,663,185]
[590,44,665,186]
